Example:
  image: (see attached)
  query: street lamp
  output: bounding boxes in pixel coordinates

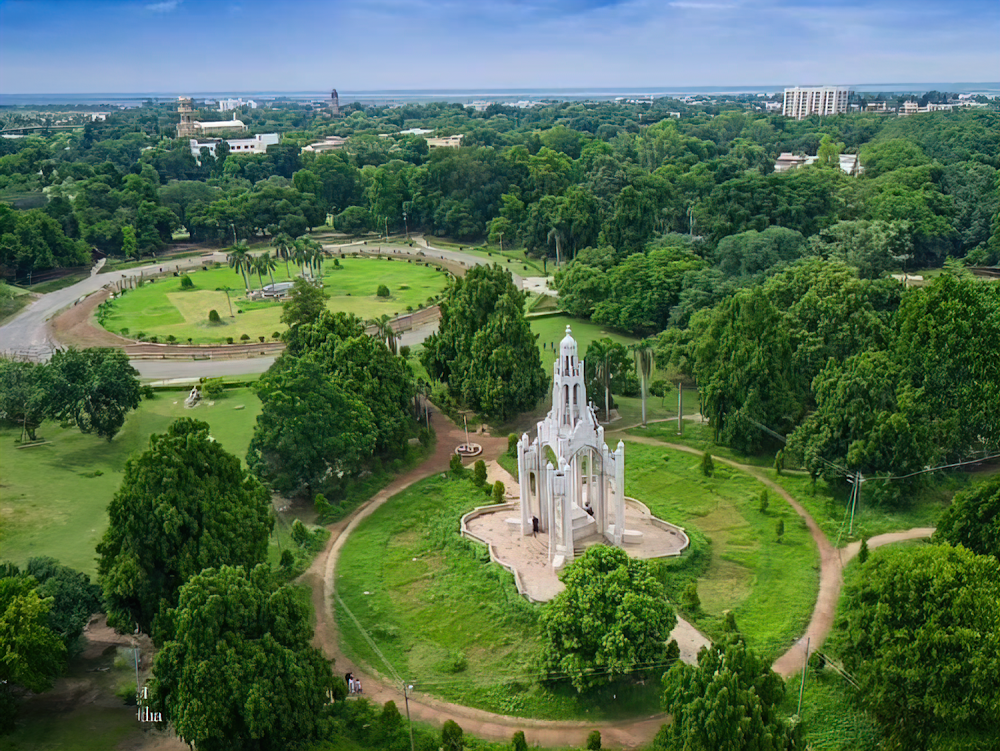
[403,211,409,240]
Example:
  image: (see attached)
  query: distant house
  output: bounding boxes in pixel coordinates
[773,152,862,176]
[190,133,279,160]
[398,127,434,136]
[426,135,464,149]
[301,135,349,153]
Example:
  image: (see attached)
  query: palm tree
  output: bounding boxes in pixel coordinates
[368,313,398,355]
[586,338,613,422]
[228,246,251,294]
[293,238,324,279]
[271,233,294,278]
[259,252,278,288]
[547,226,564,268]
[632,340,654,427]
[251,255,267,290]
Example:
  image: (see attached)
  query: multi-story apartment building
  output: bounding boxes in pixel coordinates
[783,86,852,119]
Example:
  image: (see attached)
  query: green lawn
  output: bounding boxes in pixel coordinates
[100,257,449,344]
[337,440,819,719]
[623,442,818,658]
[0,387,262,577]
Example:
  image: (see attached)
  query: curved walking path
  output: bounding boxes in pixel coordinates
[608,429,934,678]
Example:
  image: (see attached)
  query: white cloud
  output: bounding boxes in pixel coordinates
[145,0,181,12]
[669,1,738,8]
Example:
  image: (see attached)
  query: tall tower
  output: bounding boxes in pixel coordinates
[177,97,196,137]
[554,326,587,428]
[330,89,340,117]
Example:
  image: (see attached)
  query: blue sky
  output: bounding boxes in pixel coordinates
[1,0,997,93]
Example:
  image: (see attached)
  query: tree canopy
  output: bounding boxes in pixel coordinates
[658,634,800,751]
[97,418,273,639]
[48,347,141,441]
[840,544,1000,748]
[151,565,337,751]
[540,545,677,692]
[933,473,1000,560]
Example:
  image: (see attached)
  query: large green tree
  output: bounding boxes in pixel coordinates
[248,356,376,498]
[933,473,1000,560]
[422,264,546,421]
[657,634,800,751]
[841,545,1000,749]
[151,565,337,751]
[0,358,51,441]
[0,575,66,733]
[47,347,141,441]
[97,418,273,639]
[541,545,677,692]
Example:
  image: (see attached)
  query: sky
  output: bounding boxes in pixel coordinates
[1,0,998,94]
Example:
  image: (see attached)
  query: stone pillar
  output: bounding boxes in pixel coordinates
[545,461,555,560]
[518,434,531,535]
[614,441,626,546]
[562,462,574,562]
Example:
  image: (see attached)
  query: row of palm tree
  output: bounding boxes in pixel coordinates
[227,236,327,295]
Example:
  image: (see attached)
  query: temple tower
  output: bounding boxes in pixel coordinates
[330,89,341,117]
[177,97,196,138]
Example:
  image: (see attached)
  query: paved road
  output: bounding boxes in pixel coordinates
[0,252,227,358]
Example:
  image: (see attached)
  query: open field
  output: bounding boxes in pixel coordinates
[0,387,263,577]
[99,257,449,344]
[336,441,819,719]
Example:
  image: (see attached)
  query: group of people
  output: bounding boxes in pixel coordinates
[344,671,363,695]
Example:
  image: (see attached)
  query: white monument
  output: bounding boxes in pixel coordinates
[516,326,626,571]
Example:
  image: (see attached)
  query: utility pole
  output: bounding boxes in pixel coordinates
[797,637,810,715]
[848,471,862,536]
[403,211,409,240]
[403,683,416,751]
[498,231,504,256]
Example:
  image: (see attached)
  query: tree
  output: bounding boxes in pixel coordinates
[473,459,487,487]
[633,340,654,427]
[758,489,769,513]
[681,580,701,613]
[840,545,1000,748]
[586,729,602,750]
[48,347,141,441]
[541,545,677,692]
[96,418,273,638]
[121,224,138,260]
[280,278,328,329]
[248,356,376,498]
[422,265,546,422]
[0,575,66,733]
[23,557,102,650]
[0,358,51,441]
[227,246,252,293]
[150,565,336,751]
[658,634,800,751]
[933,473,1000,560]
[775,518,784,543]
[701,452,714,477]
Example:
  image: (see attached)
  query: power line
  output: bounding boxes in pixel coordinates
[335,591,403,685]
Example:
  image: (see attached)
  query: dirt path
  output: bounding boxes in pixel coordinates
[307,414,678,747]
[608,430,935,679]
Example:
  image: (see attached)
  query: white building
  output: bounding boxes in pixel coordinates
[219,98,257,111]
[773,151,862,176]
[190,133,279,159]
[301,135,348,153]
[426,135,463,148]
[783,86,852,119]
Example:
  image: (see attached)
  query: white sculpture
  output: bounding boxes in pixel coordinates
[517,326,626,571]
[184,385,201,408]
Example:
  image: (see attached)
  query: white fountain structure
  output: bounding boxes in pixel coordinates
[516,326,627,571]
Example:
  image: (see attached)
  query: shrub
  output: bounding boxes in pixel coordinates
[240,333,250,342]
[682,580,701,613]
[758,489,769,513]
[449,454,464,475]
[701,452,714,477]
[587,730,602,750]
[179,275,194,289]
[473,460,487,487]
[187,338,193,345]
[418,427,432,447]
[376,284,390,297]
[148,336,158,344]
[120,327,129,336]
[141,385,155,400]
[399,345,411,359]
[808,650,826,674]
[508,433,519,456]
[166,334,176,343]
[774,450,784,475]
[512,731,528,751]
[226,337,234,344]
[291,519,310,548]
[442,720,463,751]
[775,518,785,543]
[200,377,224,399]
[858,536,869,564]
[271,331,281,340]
[258,336,265,343]
[314,493,334,519]
[208,309,222,324]
[492,481,505,504]
[724,611,739,633]
[280,549,294,569]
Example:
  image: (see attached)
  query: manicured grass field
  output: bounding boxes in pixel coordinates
[100,257,449,344]
[336,440,819,718]
[0,387,263,577]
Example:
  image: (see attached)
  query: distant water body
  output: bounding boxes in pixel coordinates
[2,84,998,107]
